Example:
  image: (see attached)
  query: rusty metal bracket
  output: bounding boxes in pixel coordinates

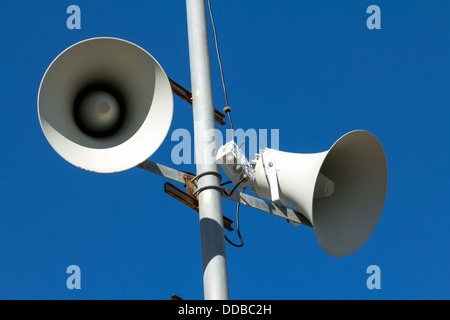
[169,77,192,105]
[169,77,226,126]
[164,182,199,212]
[183,173,197,198]
[164,182,234,232]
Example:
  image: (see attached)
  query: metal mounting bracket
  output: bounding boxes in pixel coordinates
[136,160,311,228]
[260,152,285,208]
[169,77,226,126]
[163,182,234,232]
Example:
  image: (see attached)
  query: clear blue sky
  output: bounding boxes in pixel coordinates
[0,0,448,299]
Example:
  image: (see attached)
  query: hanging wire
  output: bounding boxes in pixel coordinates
[207,0,235,142]
[224,187,247,248]
[222,176,246,197]
[207,0,245,248]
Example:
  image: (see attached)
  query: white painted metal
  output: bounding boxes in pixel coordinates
[186,0,230,300]
[216,141,255,190]
[262,155,283,207]
[37,37,173,173]
[251,130,388,257]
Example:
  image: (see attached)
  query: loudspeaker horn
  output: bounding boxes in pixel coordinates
[37,37,173,173]
[251,130,388,257]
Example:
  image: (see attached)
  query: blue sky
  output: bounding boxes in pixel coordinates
[0,1,448,299]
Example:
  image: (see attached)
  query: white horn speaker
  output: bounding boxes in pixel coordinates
[251,130,388,257]
[37,37,173,173]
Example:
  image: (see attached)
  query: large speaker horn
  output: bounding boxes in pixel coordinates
[37,37,173,173]
[251,130,388,257]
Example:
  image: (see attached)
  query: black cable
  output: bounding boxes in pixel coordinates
[224,187,247,248]
[207,0,229,109]
[222,176,245,197]
[207,0,235,142]
[207,0,243,247]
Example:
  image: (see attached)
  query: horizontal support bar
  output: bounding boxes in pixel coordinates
[164,182,199,212]
[137,160,190,184]
[221,186,312,228]
[137,160,312,228]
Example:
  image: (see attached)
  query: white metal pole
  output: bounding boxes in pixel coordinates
[185,0,230,300]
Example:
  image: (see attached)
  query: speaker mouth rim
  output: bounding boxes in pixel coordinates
[312,130,388,257]
[37,37,174,173]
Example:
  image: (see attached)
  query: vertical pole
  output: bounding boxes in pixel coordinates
[185,0,230,300]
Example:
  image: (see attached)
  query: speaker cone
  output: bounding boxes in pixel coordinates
[37,37,173,173]
[251,130,388,257]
